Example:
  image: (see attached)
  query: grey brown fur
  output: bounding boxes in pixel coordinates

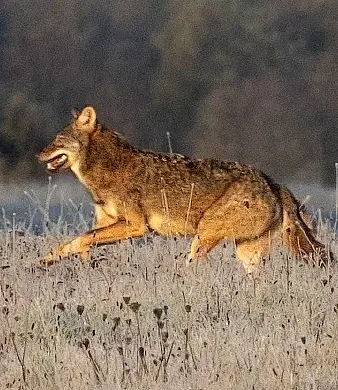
[37,106,333,272]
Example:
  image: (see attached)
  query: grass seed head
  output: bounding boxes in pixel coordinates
[76,304,85,315]
[153,308,163,320]
[162,331,169,343]
[55,303,65,311]
[2,306,9,316]
[139,347,145,357]
[185,304,191,313]
[82,338,89,350]
[113,317,120,325]
[129,302,141,313]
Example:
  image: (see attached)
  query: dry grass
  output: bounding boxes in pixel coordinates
[0,189,337,390]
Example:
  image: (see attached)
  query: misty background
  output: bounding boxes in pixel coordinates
[1,0,338,204]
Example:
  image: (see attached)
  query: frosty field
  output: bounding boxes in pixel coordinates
[0,181,338,389]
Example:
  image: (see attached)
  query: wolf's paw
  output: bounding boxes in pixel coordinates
[40,242,91,267]
[186,251,208,267]
[39,245,68,267]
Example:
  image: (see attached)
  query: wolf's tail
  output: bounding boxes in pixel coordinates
[279,186,334,266]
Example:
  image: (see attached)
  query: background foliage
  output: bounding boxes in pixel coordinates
[1,0,338,185]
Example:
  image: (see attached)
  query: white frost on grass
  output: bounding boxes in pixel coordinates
[0,179,337,389]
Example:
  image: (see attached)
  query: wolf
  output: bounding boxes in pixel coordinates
[37,106,333,272]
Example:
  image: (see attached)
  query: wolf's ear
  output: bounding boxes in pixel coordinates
[75,106,97,133]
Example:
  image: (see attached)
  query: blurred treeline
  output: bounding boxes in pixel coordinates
[0,0,338,186]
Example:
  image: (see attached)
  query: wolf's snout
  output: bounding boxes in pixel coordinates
[36,147,52,163]
[36,146,69,171]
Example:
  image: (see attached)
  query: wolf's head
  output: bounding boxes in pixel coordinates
[37,106,98,172]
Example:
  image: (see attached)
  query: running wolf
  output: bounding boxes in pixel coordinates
[37,106,333,272]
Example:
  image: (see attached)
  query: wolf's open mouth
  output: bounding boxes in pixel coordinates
[46,154,68,171]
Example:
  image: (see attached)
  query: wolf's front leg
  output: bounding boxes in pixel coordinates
[40,217,147,266]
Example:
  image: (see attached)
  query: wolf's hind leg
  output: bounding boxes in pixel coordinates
[187,183,278,268]
[235,234,272,273]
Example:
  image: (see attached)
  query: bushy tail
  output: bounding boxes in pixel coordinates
[279,187,334,267]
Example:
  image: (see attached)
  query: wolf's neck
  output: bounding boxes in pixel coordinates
[73,131,135,185]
